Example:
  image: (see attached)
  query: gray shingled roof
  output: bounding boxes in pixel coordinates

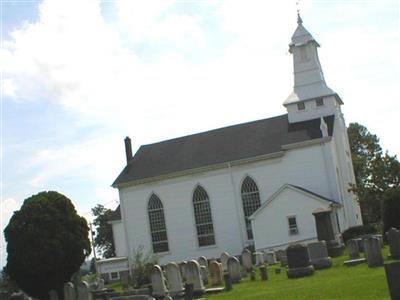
[112,114,334,187]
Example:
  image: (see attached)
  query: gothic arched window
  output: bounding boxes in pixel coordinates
[148,194,169,253]
[241,176,261,240]
[193,185,215,247]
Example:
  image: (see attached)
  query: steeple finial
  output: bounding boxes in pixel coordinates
[297,11,303,25]
[296,0,303,24]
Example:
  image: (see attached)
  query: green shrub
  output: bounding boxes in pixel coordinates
[342,224,378,244]
[383,187,400,233]
[130,246,159,288]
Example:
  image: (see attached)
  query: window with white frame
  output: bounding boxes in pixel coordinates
[297,102,305,111]
[287,216,299,234]
[241,176,261,240]
[193,185,215,247]
[110,272,119,280]
[148,194,169,253]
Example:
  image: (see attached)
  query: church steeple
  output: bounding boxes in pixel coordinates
[284,15,343,123]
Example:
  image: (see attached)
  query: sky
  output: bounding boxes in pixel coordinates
[0,0,399,268]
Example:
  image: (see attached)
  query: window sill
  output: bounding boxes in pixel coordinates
[197,244,218,250]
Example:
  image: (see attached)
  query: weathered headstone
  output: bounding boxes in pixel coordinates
[209,261,223,285]
[344,258,367,267]
[275,249,285,262]
[64,282,76,300]
[307,241,332,269]
[286,244,315,278]
[200,265,208,285]
[185,260,205,296]
[150,265,168,298]
[178,261,188,281]
[223,273,232,291]
[198,256,208,271]
[184,283,193,300]
[259,265,268,281]
[254,252,264,266]
[77,281,92,300]
[347,239,360,259]
[227,256,241,283]
[49,290,59,300]
[220,252,230,272]
[364,237,384,268]
[264,251,276,265]
[165,262,184,297]
[384,261,400,300]
[241,249,253,272]
[355,238,364,252]
[374,234,384,248]
[387,228,400,259]
[98,278,105,290]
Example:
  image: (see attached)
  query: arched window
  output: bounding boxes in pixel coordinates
[241,176,261,240]
[193,185,215,247]
[148,194,169,253]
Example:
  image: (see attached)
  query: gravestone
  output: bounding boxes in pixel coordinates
[98,278,105,290]
[264,251,276,265]
[259,265,268,281]
[223,273,232,291]
[220,252,230,272]
[275,249,285,261]
[354,238,363,252]
[363,236,384,268]
[184,283,193,300]
[185,260,205,296]
[165,262,184,297]
[198,256,208,271]
[384,261,400,300]
[254,252,264,266]
[286,244,315,278]
[150,265,168,298]
[344,258,367,267]
[64,282,76,300]
[387,227,400,259]
[347,239,360,259]
[374,234,384,248]
[77,281,92,300]
[241,249,253,272]
[307,241,332,269]
[209,261,223,285]
[200,265,208,285]
[178,261,188,281]
[227,256,241,283]
[49,290,59,300]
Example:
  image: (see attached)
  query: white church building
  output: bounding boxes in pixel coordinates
[108,16,362,271]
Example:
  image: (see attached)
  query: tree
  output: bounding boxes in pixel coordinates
[91,204,115,258]
[348,123,400,223]
[4,191,91,298]
[383,187,400,233]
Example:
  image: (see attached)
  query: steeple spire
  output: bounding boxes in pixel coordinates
[284,15,341,107]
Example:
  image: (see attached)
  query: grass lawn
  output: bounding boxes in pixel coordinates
[205,247,393,300]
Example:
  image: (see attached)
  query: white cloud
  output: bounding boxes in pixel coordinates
[2,0,399,241]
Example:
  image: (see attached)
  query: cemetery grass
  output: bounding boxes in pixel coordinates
[205,247,393,300]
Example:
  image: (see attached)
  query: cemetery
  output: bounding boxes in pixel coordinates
[19,228,395,300]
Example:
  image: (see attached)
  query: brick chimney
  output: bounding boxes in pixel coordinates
[124,136,133,163]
